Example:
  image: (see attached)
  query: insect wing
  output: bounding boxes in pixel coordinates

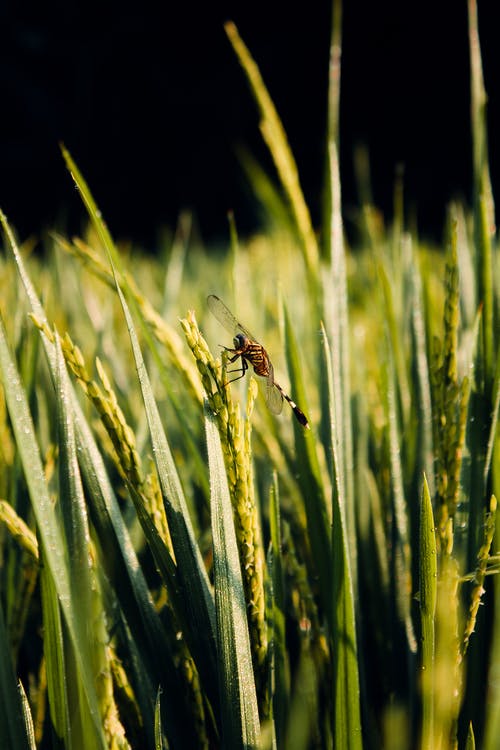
[207,294,258,341]
[264,362,284,415]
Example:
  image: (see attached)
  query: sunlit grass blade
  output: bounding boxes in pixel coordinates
[0,600,31,750]
[419,475,437,750]
[17,680,36,750]
[283,304,332,622]
[268,474,289,746]
[320,323,362,749]
[1,208,172,723]
[324,141,356,580]
[154,687,164,750]
[39,548,69,741]
[205,403,260,749]
[71,401,176,705]
[60,147,219,670]
[0,314,106,748]
[383,324,416,653]
[110,273,219,711]
[53,336,126,748]
[410,246,435,496]
[466,722,476,750]
[468,0,494,221]
[224,22,319,282]
[468,0,495,390]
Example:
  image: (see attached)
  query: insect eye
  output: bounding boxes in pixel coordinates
[234,334,245,347]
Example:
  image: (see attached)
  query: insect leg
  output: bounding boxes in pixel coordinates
[225,356,248,384]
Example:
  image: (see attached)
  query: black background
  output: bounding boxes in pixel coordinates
[1,1,498,249]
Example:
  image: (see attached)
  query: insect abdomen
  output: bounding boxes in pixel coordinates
[243,344,270,377]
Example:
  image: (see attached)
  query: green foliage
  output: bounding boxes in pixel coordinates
[1,4,499,749]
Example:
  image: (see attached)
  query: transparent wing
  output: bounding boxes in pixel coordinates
[207,294,258,341]
[264,362,284,415]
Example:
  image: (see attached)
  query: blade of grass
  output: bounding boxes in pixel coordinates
[17,680,36,750]
[112,272,219,711]
[58,148,220,717]
[0,314,106,749]
[323,3,342,262]
[205,402,260,749]
[419,475,437,750]
[1,208,174,727]
[268,473,289,747]
[410,247,435,497]
[283,305,332,625]
[54,335,116,748]
[320,323,362,749]
[38,547,69,741]
[383,323,416,653]
[468,0,495,390]
[324,141,356,586]
[224,21,319,284]
[0,600,31,750]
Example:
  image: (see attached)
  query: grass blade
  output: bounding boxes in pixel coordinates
[0,314,106,748]
[224,22,319,281]
[112,274,219,711]
[38,548,69,740]
[419,475,437,750]
[1,207,171,722]
[268,474,289,746]
[205,403,260,749]
[320,324,362,749]
[283,304,332,624]
[59,148,220,716]
[0,601,31,750]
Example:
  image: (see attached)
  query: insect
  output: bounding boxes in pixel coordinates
[207,294,310,429]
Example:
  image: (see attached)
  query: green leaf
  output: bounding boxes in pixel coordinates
[320,325,362,749]
[17,680,36,750]
[54,335,106,748]
[154,686,165,750]
[113,272,218,695]
[1,206,170,723]
[205,403,260,748]
[39,549,68,740]
[419,474,437,750]
[0,600,31,750]
[59,148,221,724]
[283,304,332,623]
[0,315,107,747]
[268,474,288,746]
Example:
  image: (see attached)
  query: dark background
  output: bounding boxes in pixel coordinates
[0,1,498,249]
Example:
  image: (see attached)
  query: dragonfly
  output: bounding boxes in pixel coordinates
[207,294,309,429]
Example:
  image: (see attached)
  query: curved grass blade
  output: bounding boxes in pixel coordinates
[53,336,121,748]
[224,22,319,283]
[205,403,260,749]
[17,680,36,750]
[0,601,31,750]
[419,475,437,750]
[58,149,220,714]
[268,474,288,747]
[1,208,176,728]
[111,273,219,711]
[154,686,165,750]
[38,547,69,741]
[324,141,356,581]
[0,314,107,749]
[283,304,332,621]
[320,323,362,749]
